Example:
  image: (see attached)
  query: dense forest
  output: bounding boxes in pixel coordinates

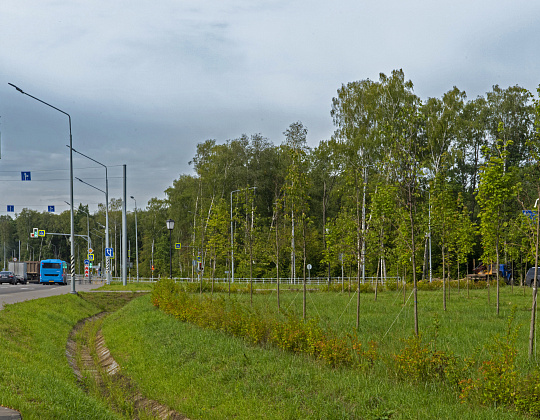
[2,70,540,284]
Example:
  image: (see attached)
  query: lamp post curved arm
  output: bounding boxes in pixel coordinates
[75,176,111,284]
[69,147,111,283]
[9,83,76,294]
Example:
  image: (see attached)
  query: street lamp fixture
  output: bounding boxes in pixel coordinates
[166,219,175,278]
[9,83,76,294]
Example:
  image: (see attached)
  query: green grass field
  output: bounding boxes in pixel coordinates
[102,284,539,419]
[0,294,120,419]
[1,283,538,419]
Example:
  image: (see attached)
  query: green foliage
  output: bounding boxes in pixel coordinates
[151,282,540,417]
[394,333,458,383]
[459,308,520,407]
[151,280,377,368]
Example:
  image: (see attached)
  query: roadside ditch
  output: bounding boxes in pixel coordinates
[66,293,187,420]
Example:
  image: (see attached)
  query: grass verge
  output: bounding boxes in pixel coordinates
[0,294,121,419]
[102,293,529,419]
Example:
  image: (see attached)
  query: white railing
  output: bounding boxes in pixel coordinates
[104,276,402,286]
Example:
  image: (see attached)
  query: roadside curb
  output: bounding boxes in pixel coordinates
[0,406,22,419]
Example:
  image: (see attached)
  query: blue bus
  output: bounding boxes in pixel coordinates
[40,259,67,285]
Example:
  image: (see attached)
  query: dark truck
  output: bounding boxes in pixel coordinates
[525,267,540,286]
[7,261,40,283]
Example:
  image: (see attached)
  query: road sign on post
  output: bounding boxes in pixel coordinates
[48,206,55,212]
[105,248,114,258]
[523,210,537,220]
[21,171,31,181]
[175,243,181,250]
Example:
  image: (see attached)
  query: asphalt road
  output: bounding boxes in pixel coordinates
[0,281,102,309]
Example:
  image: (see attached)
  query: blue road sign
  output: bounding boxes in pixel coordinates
[84,259,90,265]
[48,206,55,212]
[523,210,537,220]
[7,205,14,212]
[21,171,31,181]
[175,243,181,249]
[105,247,114,258]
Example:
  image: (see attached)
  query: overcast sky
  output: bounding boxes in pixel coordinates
[1,0,539,216]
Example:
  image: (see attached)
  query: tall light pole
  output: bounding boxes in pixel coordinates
[130,196,139,282]
[69,147,110,284]
[10,83,77,294]
[76,206,92,271]
[166,219,175,278]
[75,178,109,282]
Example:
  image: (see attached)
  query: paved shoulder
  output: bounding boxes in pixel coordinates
[0,282,102,310]
[0,406,22,419]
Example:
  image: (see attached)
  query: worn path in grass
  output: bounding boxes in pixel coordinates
[65,291,189,419]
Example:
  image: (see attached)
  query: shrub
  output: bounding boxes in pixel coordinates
[515,369,540,415]
[319,282,375,293]
[417,280,443,291]
[152,280,376,369]
[459,307,519,408]
[394,333,458,383]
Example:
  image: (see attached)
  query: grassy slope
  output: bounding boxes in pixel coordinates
[0,294,122,420]
[103,293,530,419]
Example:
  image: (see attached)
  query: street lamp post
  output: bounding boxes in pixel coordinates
[10,83,77,294]
[166,219,175,278]
[70,147,111,284]
[130,196,139,282]
[75,177,110,283]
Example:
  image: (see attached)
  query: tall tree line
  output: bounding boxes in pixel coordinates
[2,70,539,285]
